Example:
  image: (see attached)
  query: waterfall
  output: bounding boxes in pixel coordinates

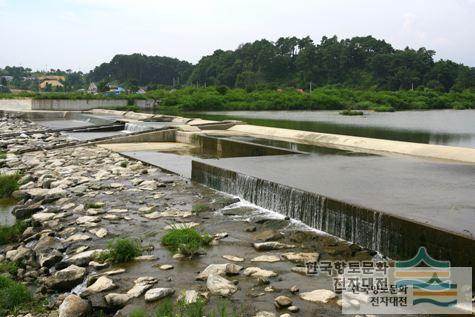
[192,160,392,257]
[123,123,152,133]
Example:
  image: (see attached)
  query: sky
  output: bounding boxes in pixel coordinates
[0,0,474,71]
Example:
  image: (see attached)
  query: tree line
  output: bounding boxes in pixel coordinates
[1,35,475,93]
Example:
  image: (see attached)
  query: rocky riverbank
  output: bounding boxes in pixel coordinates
[0,114,379,317]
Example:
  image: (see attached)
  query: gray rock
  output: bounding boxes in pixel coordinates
[299,289,336,303]
[144,288,175,302]
[38,249,63,268]
[104,293,130,307]
[274,295,292,308]
[58,294,91,317]
[83,276,116,294]
[253,242,295,251]
[206,274,238,296]
[46,265,86,291]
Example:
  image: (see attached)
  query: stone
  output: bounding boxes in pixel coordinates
[134,255,158,261]
[89,261,109,269]
[32,212,56,222]
[58,294,91,317]
[251,255,281,263]
[164,222,199,230]
[196,263,242,280]
[46,265,86,291]
[253,242,295,251]
[93,228,108,238]
[66,233,91,242]
[10,245,32,262]
[222,255,244,262]
[290,267,308,275]
[206,274,238,297]
[300,289,336,303]
[280,314,291,317]
[109,208,127,213]
[143,211,161,219]
[254,312,276,317]
[64,249,103,267]
[159,264,174,270]
[126,277,158,298]
[84,276,116,294]
[76,216,100,224]
[104,293,130,307]
[290,285,299,293]
[288,305,299,312]
[281,252,319,263]
[39,249,63,268]
[274,295,292,308]
[253,229,283,241]
[144,288,175,302]
[243,267,278,278]
[103,268,126,276]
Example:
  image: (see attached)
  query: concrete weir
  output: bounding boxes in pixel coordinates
[191,160,475,267]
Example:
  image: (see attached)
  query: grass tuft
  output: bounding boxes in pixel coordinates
[0,261,19,275]
[0,173,20,199]
[96,238,142,263]
[85,202,103,209]
[129,309,147,317]
[0,221,28,245]
[0,276,33,315]
[161,227,210,257]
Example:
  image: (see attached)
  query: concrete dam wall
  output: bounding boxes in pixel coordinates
[191,160,475,267]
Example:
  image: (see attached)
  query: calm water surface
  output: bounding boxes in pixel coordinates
[190,110,475,148]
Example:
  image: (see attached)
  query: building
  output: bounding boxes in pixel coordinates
[38,76,65,89]
[88,82,98,94]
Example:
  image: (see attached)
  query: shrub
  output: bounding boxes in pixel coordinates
[97,238,142,263]
[339,110,364,116]
[0,276,33,315]
[0,173,20,199]
[0,221,28,245]
[191,204,209,214]
[0,261,19,275]
[160,227,210,256]
[372,105,395,112]
[155,297,205,317]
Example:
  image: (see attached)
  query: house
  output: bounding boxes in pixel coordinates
[137,87,146,94]
[88,82,98,94]
[0,76,13,82]
[38,76,65,89]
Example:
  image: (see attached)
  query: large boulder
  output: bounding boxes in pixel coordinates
[58,294,91,317]
[206,274,238,297]
[144,288,175,302]
[299,289,336,303]
[46,265,86,291]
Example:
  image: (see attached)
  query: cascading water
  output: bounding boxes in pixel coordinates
[123,123,152,133]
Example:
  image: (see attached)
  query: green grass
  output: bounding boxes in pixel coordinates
[191,204,210,214]
[0,261,19,275]
[0,173,20,199]
[0,276,33,315]
[0,151,5,160]
[129,309,147,317]
[160,227,211,257]
[96,238,142,263]
[120,161,129,168]
[0,221,28,245]
[339,109,364,116]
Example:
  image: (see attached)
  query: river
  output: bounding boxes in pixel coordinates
[186,110,475,148]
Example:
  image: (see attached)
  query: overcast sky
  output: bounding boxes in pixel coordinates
[0,0,474,71]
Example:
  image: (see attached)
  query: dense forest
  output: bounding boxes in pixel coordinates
[2,35,475,92]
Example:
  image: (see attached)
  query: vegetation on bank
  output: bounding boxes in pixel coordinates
[150,86,475,112]
[161,227,212,257]
[0,221,29,245]
[0,276,33,315]
[0,173,20,199]
[96,238,143,263]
